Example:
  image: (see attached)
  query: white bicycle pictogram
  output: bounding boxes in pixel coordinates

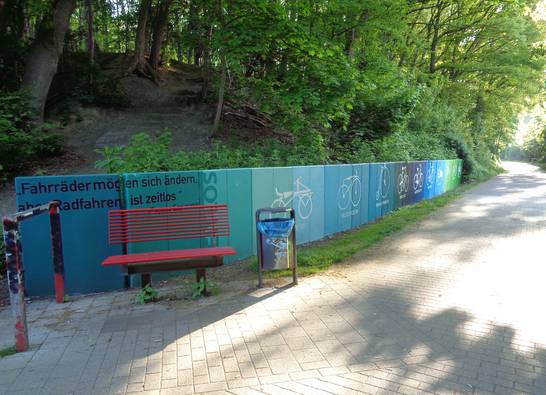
[397,166,409,196]
[266,237,288,249]
[426,163,435,189]
[337,175,361,210]
[413,164,424,192]
[376,164,391,201]
[271,177,313,220]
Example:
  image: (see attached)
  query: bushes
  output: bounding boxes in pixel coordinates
[95,130,330,173]
[96,128,464,174]
[0,91,61,179]
[523,127,546,165]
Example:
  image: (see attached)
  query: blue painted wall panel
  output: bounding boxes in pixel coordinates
[367,163,381,223]
[335,165,354,232]
[424,161,437,200]
[324,165,346,235]
[381,163,395,217]
[408,161,426,204]
[292,166,324,244]
[14,159,462,296]
[353,164,370,228]
[394,162,411,209]
[435,161,447,196]
[15,175,123,296]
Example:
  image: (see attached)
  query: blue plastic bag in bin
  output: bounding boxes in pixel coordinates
[257,218,295,237]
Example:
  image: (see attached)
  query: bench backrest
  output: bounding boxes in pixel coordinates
[108,204,230,245]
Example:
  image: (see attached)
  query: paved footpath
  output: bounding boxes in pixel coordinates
[1,162,545,395]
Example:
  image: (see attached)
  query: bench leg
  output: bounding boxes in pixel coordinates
[141,274,152,288]
[195,269,210,296]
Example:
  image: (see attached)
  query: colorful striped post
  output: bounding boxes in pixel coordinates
[2,217,29,352]
[2,201,67,352]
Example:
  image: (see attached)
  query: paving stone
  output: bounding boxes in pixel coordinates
[2,163,546,395]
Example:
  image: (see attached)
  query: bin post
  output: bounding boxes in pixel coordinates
[256,210,264,288]
[290,208,297,285]
[2,217,29,352]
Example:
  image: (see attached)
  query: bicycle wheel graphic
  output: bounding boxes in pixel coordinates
[351,178,361,207]
[426,166,434,189]
[397,174,406,195]
[380,166,390,199]
[337,184,351,210]
[298,195,313,220]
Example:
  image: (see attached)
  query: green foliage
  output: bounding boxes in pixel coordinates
[191,278,218,298]
[191,277,207,298]
[524,127,546,165]
[0,91,61,178]
[96,130,331,172]
[0,346,17,359]
[501,145,527,162]
[94,127,500,181]
[5,0,544,180]
[135,284,159,304]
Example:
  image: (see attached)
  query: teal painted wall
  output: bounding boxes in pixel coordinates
[14,160,462,296]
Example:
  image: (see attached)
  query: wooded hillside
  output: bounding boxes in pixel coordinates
[1,0,544,179]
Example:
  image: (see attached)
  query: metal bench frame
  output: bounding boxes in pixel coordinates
[101,204,236,294]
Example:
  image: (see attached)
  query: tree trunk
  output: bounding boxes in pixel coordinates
[128,0,158,82]
[21,0,76,120]
[345,28,357,59]
[428,1,444,74]
[212,52,227,134]
[85,0,94,63]
[201,25,213,100]
[149,0,172,70]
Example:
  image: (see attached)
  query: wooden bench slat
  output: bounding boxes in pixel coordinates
[110,232,230,244]
[102,246,236,266]
[108,204,230,245]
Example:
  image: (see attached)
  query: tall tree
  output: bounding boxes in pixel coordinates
[85,0,95,63]
[21,0,77,119]
[128,0,158,81]
[149,0,172,70]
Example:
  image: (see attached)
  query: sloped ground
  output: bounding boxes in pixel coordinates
[57,67,215,168]
[0,66,214,218]
[1,162,545,394]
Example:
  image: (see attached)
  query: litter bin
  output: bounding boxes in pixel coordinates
[256,208,297,287]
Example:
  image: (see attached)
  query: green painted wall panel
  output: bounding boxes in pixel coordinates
[226,169,253,261]
[251,167,293,253]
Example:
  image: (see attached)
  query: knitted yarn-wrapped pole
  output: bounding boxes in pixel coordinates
[2,201,66,352]
[2,218,29,352]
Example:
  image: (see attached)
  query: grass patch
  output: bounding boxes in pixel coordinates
[0,346,17,358]
[252,183,478,278]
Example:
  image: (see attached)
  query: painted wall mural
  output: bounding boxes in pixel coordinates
[14,159,463,296]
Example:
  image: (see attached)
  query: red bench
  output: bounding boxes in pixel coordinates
[102,204,236,295]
